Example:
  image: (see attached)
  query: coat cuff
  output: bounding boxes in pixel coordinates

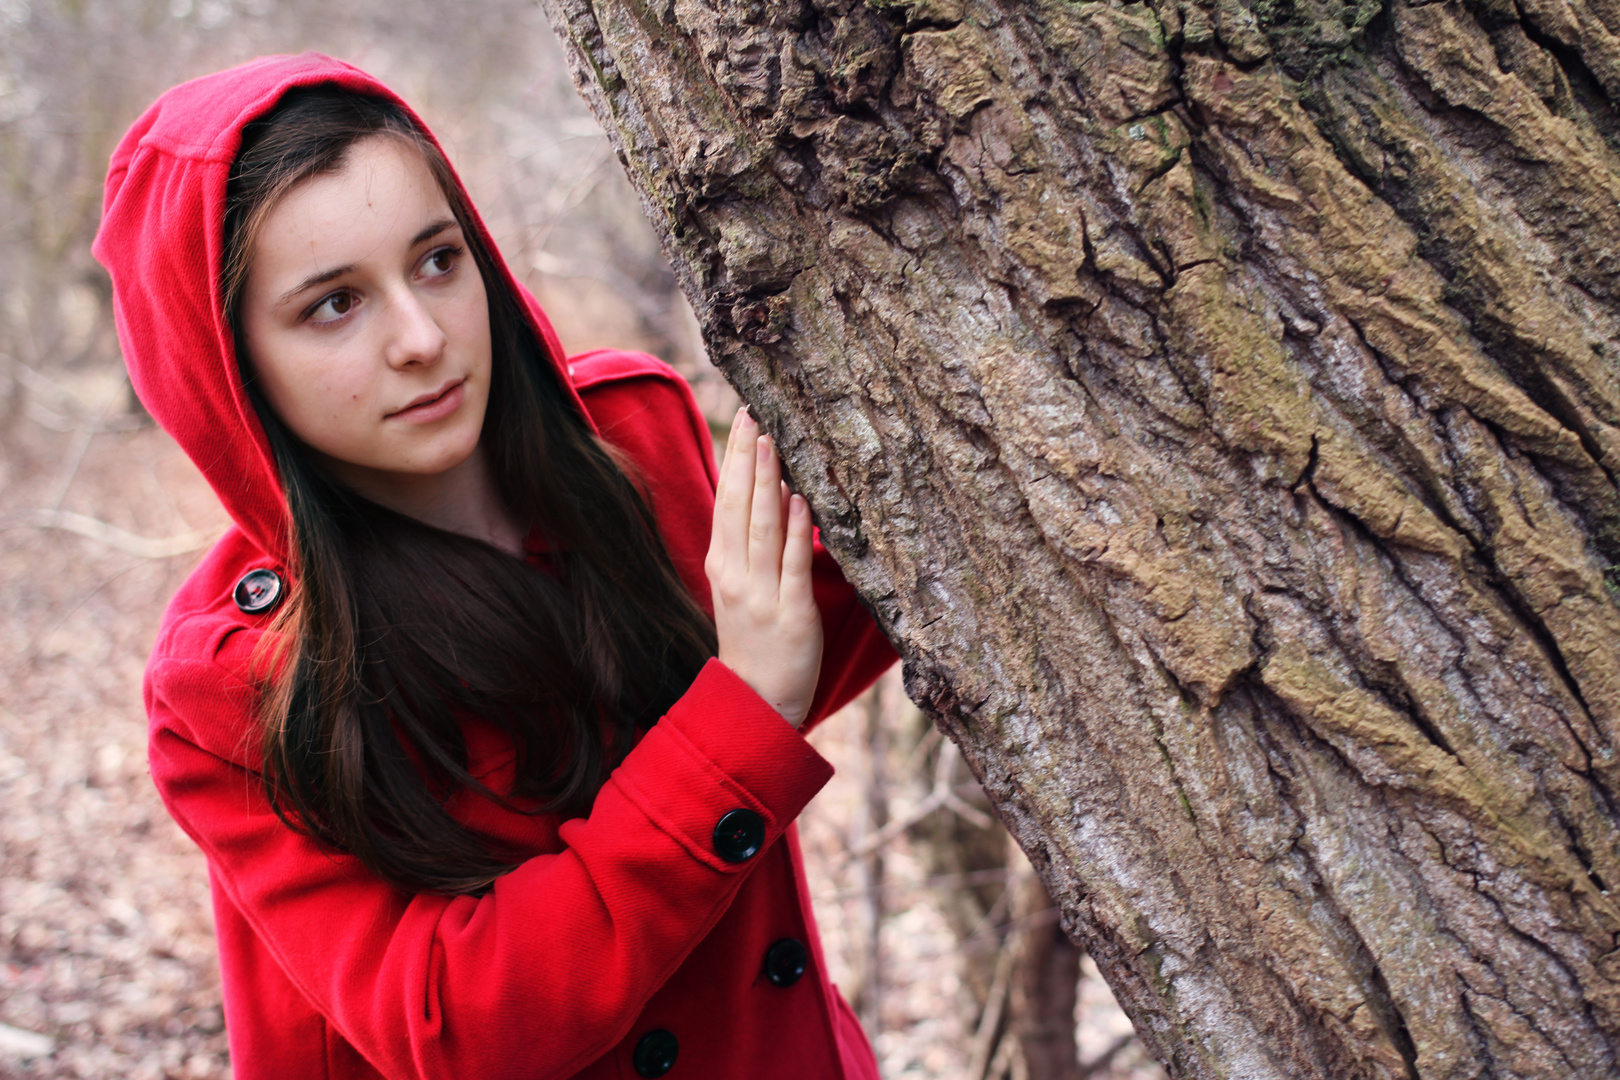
[610,659,834,873]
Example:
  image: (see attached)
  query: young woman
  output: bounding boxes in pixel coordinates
[94,53,895,1079]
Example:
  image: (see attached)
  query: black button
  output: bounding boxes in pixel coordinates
[764,937,808,987]
[633,1029,678,1077]
[233,568,284,614]
[712,809,765,863]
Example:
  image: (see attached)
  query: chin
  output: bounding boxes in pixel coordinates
[415,437,483,476]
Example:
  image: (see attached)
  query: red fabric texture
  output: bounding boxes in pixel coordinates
[95,54,897,1079]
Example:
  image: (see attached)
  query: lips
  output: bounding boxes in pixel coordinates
[387,379,465,423]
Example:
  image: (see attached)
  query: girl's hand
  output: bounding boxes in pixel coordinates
[705,409,824,728]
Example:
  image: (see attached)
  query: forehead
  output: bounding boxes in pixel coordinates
[251,136,452,282]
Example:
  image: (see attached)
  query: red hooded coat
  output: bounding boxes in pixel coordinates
[93,54,896,1080]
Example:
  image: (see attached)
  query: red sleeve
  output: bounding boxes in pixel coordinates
[147,654,832,1080]
[569,350,897,733]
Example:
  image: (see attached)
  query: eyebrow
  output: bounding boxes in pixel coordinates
[274,218,461,307]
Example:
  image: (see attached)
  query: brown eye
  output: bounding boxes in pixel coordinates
[422,246,460,279]
[309,290,356,323]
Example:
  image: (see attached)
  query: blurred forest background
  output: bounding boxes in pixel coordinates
[0,1,1164,1077]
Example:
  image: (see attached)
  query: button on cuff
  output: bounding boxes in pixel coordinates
[712,808,765,863]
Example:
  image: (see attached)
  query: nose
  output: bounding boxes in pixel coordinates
[383,289,447,370]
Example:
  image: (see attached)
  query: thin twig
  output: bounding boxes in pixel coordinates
[22,557,148,667]
[813,865,1015,904]
[4,354,79,411]
[874,907,1061,966]
[1009,1038,1030,1080]
[529,251,673,319]
[959,913,1062,952]
[986,1033,1017,1080]
[46,374,123,508]
[1079,1032,1137,1079]
[839,741,993,865]
[843,787,946,860]
[523,141,614,260]
[930,740,995,829]
[24,401,145,434]
[898,725,942,780]
[967,932,1018,1080]
[1,509,220,559]
[960,876,1017,958]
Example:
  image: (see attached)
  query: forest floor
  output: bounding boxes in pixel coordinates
[0,365,1163,1079]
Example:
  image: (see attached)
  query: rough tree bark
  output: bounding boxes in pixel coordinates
[538,0,1620,1076]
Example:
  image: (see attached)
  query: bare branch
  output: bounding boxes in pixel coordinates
[1078,1033,1136,1079]
[966,931,1018,1080]
[839,741,992,865]
[46,378,125,510]
[1,509,220,559]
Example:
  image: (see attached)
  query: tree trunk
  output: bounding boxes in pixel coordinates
[1009,858,1085,1080]
[538,0,1620,1076]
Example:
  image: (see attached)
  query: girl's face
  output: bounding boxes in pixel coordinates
[239,136,492,498]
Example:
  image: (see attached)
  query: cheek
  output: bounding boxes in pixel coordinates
[252,339,374,446]
[469,318,494,379]
[452,278,493,368]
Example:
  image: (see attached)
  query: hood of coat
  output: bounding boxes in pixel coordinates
[92,53,586,568]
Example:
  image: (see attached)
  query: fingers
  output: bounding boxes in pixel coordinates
[707,411,824,727]
[748,432,785,585]
[710,408,757,571]
[721,410,757,513]
[779,493,815,610]
[709,408,806,602]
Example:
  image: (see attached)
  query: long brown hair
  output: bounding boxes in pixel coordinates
[224,86,717,894]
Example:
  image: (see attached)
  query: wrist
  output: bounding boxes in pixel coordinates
[713,655,807,728]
